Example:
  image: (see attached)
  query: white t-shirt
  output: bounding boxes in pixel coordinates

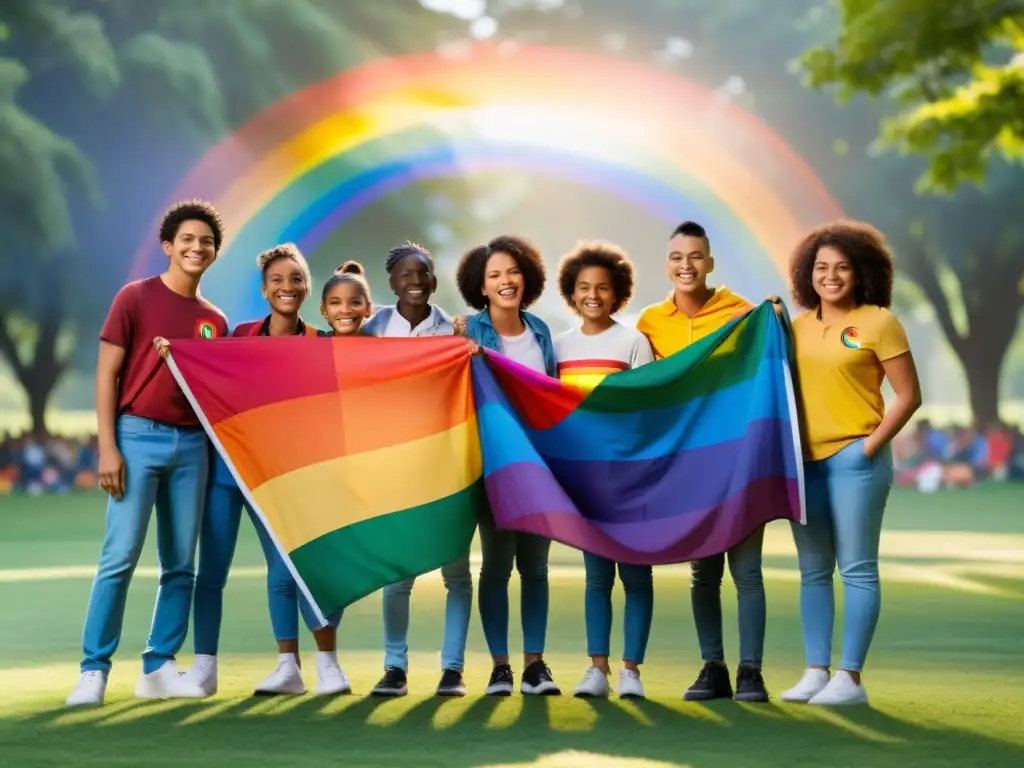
[554,321,654,391]
[500,330,548,374]
[382,306,446,338]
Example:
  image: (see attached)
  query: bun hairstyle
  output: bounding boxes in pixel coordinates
[321,260,371,304]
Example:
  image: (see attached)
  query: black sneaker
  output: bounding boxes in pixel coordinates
[485,663,514,696]
[436,668,466,697]
[371,666,408,697]
[683,661,734,701]
[521,660,561,696]
[734,665,769,702]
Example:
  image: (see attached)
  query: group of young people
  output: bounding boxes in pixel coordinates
[65,198,921,710]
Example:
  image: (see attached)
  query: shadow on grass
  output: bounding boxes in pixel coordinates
[3,692,1023,768]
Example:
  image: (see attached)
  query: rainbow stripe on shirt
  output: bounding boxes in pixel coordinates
[558,358,631,393]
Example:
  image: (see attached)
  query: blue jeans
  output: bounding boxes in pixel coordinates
[477,508,551,657]
[193,454,339,654]
[792,438,893,672]
[382,552,473,672]
[80,415,208,674]
[583,552,654,664]
[690,527,766,668]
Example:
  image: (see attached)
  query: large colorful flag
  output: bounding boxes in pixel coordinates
[166,336,483,623]
[165,303,803,619]
[471,302,804,565]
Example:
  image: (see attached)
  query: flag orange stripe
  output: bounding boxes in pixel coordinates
[215,353,473,489]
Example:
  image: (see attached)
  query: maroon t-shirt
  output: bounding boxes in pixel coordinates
[100,276,228,428]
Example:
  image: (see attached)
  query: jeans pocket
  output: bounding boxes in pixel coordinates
[116,415,153,436]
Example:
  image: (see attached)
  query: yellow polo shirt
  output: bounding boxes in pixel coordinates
[636,287,753,359]
[792,305,910,461]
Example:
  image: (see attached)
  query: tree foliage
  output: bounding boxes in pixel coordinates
[0,0,459,433]
[800,0,1024,192]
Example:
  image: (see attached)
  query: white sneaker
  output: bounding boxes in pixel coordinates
[314,651,351,696]
[808,670,868,706]
[66,670,107,707]
[618,668,645,699]
[135,661,207,699]
[180,654,218,697]
[573,666,610,698]
[254,654,306,696]
[780,668,831,703]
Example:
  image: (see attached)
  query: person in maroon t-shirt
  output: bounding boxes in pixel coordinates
[67,200,229,708]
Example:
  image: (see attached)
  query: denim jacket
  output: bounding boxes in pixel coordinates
[362,304,455,337]
[465,308,558,378]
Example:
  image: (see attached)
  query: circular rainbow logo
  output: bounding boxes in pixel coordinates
[131,44,845,323]
[196,320,217,339]
[840,327,860,349]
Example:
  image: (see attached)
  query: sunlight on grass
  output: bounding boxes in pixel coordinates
[486,696,523,729]
[5,559,1020,598]
[546,698,597,732]
[431,695,478,729]
[178,697,247,726]
[790,706,904,744]
[480,751,692,767]
[365,694,426,726]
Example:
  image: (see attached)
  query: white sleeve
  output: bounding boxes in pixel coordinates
[631,332,656,368]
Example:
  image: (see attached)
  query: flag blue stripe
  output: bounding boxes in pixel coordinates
[474,353,792,464]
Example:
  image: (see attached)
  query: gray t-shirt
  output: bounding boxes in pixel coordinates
[500,330,548,374]
[554,322,655,391]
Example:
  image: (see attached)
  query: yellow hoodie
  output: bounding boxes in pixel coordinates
[636,287,753,360]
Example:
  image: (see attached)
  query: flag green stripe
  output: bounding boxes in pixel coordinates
[289,480,484,613]
[580,305,773,413]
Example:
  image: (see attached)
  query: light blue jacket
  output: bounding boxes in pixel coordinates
[362,304,455,337]
[465,308,558,378]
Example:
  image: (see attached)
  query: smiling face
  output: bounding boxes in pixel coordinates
[261,257,307,316]
[666,234,713,296]
[321,280,371,335]
[390,253,436,309]
[812,245,856,307]
[163,219,217,279]
[572,265,615,322]
[482,251,524,310]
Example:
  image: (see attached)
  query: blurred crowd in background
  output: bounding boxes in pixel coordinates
[892,421,1024,492]
[1,432,98,495]
[3,421,1023,495]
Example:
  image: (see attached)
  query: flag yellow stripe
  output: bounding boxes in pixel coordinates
[251,417,482,552]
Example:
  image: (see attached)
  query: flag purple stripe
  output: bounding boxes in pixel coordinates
[487,468,797,565]
[486,417,795,524]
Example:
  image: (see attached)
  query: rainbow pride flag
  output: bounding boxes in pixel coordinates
[165,304,801,618]
[166,336,483,622]
[472,302,804,564]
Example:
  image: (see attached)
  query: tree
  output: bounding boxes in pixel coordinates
[799,0,1024,193]
[0,2,105,435]
[0,0,461,434]
[898,164,1024,426]
[799,0,1024,425]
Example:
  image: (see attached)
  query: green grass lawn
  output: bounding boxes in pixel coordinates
[1,486,1022,767]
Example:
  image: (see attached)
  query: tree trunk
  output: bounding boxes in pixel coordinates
[958,343,1005,429]
[24,354,62,436]
[901,245,1023,428]
[0,281,68,437]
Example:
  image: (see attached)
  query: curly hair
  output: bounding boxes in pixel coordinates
[455,235,546,311]
[385,241,433,274]
[320,260,371,304]
[556,240,635,315]
[158,199,225,252]
[789,220,894,310]
[257,243,312,296]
